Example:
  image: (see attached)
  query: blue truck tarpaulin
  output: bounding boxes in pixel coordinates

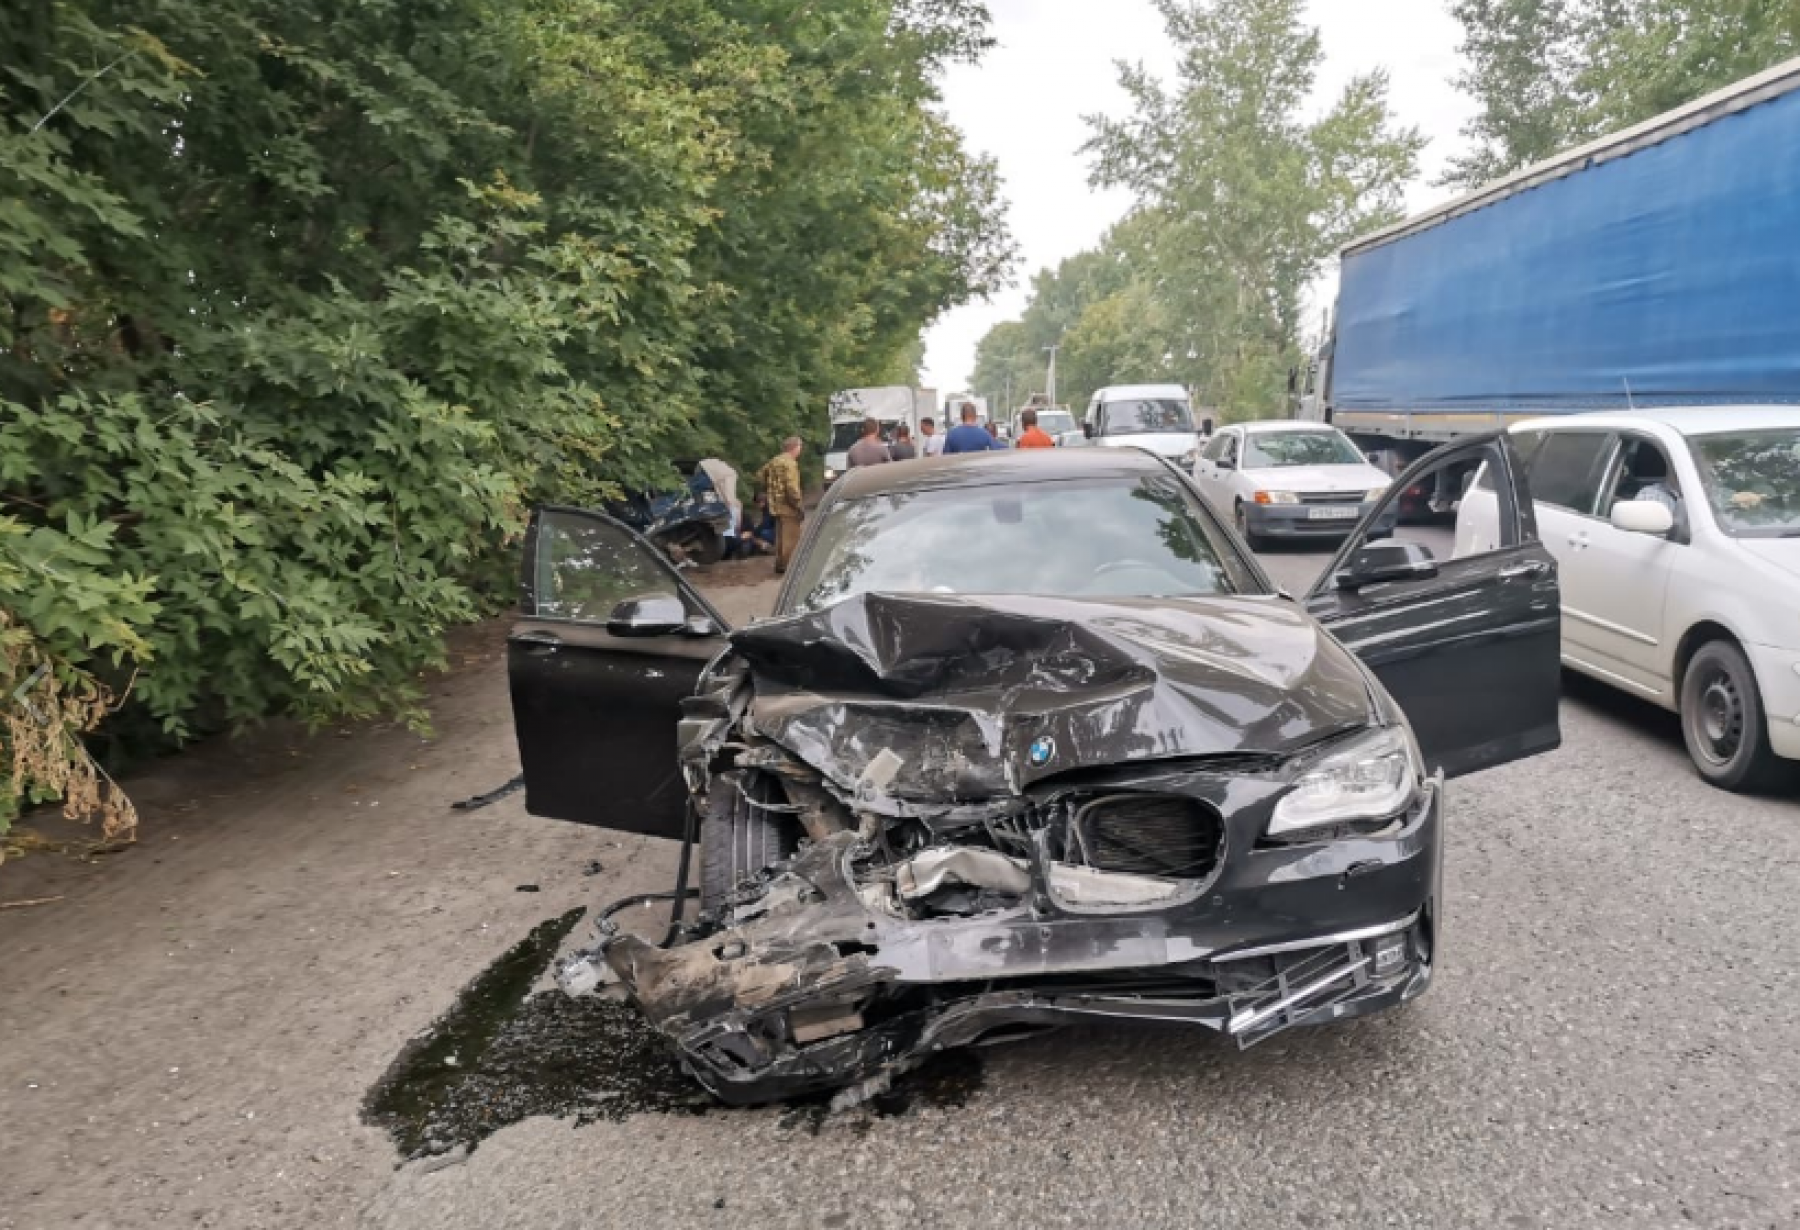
[1334,85,1800,414]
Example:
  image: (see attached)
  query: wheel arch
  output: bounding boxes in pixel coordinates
[1673,619,1744,690]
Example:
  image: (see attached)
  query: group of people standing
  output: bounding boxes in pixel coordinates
[744,401,1060,575]
[846,400,1061,468]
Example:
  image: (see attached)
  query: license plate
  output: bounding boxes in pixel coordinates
[1306,506,1360,521]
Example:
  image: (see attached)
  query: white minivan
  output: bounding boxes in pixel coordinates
[1455,407,1800,791]
[1078,384,1201,467]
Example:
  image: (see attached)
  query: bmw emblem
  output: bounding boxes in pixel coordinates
[1028,736,1057,768]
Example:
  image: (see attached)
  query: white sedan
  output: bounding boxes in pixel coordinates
[1455,406,1800,792]
[1191,421,1394,548]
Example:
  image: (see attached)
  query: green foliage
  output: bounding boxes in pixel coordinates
[1584,1,1800,126]
[970,229,1154,414]
[1445,0,1800,189]
[972,0,1420,419]
[0,0,1012,834]
[1440,0,1598,188]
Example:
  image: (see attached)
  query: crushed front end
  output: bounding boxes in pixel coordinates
[567,593,1444,1105]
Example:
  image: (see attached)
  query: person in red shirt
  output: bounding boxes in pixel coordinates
[1014,408,1057,449]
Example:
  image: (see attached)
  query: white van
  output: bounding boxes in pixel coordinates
[1079,385,1201,467]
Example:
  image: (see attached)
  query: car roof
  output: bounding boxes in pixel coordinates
[1095,384,1188,401]
[1234,419,1344,435]
[1512,406,1800,436]
[830,447,1175,500]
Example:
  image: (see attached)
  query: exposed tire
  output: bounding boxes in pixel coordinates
[655,524,722,566]
[1233,501,1265,551]
[699,775,798,916]
[686,525,724,565]
[1679,640,1791,793]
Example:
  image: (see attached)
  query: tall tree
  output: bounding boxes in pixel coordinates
[0,0,1012,837]
[970,237,1140,410]
[1440,0,1596,187]
[1585,0,1800,127]
[1445,0,1800,189]
[1080,0,1423,413]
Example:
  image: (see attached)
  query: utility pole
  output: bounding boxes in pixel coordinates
[1044,345,1059,406]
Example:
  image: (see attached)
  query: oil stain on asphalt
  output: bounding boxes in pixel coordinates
[362,910,985,1160]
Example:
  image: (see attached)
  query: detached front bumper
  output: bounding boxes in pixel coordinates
[1246,501,1397,539]
[585,779,1443,1105]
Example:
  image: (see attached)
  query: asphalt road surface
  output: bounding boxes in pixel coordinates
[364,534,1800,1230]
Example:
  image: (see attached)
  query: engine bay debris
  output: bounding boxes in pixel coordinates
[568,593,1439,1104]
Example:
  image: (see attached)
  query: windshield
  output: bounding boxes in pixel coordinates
[788,476,1259,613]
[1036,411,1076,436]
[1101,399,1193,436]
[1688,428,1800,537]
[1245,430,1364,468]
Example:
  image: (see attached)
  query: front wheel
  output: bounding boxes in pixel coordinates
[1680,640,1791,793]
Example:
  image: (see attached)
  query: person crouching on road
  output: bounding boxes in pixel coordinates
[888,424,917,460]
[847,417,893,469]
[739,493,776,556]
[919,418,945,457]
[1014,408,1056,449]
[943,402,1004,454]
[758,436,806,575]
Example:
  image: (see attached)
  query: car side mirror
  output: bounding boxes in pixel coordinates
[1611,499,1675,537]
[1336,540,1439,591]
[607,593,706,637]
[1200,418,1215,436]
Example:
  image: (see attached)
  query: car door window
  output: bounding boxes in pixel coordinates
[1472,430,1544,493]
[528,508,719,625]
[1219,433,1239,468]
[1307,434,1560,778]
[509,507,727,838]
[1201,433,1228,463]
[1603,435,1686,523]
[1525,431,1615,516]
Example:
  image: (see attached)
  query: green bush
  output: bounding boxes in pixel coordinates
[0,0,1012,836]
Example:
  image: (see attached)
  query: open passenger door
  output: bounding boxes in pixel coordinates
[507,506,729,839]
[1306,434,1561,778]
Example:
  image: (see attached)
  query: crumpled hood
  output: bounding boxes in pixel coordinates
[729,592,1374,805]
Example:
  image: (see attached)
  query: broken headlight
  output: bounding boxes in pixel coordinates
[1268,727,1420,838]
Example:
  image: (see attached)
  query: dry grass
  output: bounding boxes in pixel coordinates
[2,610,139,859]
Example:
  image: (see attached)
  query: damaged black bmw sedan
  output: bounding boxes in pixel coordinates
[507,437,1560,1105]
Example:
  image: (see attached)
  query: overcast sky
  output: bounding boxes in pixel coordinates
[921,0,1479,394]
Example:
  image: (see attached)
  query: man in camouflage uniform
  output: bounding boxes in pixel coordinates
[758,435,806,574]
